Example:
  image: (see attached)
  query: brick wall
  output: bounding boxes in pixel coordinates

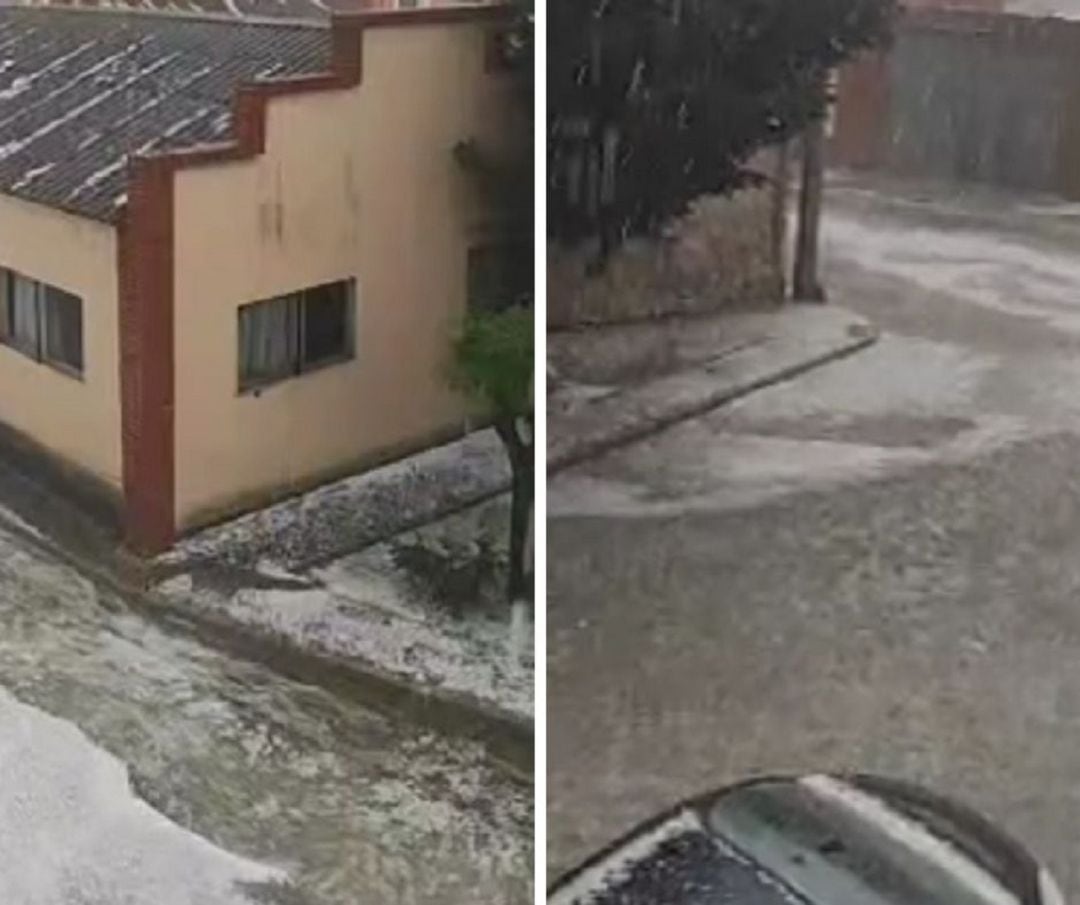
[831,9,1080,198]
[118,157,176,554]
[831,50,891,170]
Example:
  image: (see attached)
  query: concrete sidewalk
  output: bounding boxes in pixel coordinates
[154,494,533,739]
[549,305,879,472]
[160,429,510,573]
[147,435,532,772]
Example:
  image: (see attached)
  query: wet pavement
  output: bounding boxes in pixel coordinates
[548,174,1080,898]
[0,512,531,903]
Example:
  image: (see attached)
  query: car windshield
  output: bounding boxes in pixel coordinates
[706,778,1023,905]
[549,810,812,905]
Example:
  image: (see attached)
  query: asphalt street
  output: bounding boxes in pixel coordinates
[548,174,1080,897]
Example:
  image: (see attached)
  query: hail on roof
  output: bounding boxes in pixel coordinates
[0,52,179,164]
[0,38,98,101]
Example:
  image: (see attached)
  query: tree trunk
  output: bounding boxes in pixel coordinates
[771,139,791,298]
[793,112,826,303]
[495,417,534,605]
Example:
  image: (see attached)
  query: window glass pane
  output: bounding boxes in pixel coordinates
[239,295,296,388]
[0,269,10,343]
[301,281,350,367]
[43,284,82,373]
[8,273,39,357]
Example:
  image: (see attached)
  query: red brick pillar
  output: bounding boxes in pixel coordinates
[117,157,176,555]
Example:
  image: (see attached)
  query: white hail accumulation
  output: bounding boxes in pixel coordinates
[0,53,181,165]
[0,38,98,101]
[0,29,247,207]
[0,40,147,134]
[0,687,284,903]
[63,68,216,204]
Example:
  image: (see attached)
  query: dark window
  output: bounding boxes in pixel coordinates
[302,281,350,366]
[238,279,354,391]
[0,270,83,377]
[467,243,533,312]
[43,285,83,374]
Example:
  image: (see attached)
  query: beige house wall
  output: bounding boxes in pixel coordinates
[0,193,121,488]
[172,21,508,530]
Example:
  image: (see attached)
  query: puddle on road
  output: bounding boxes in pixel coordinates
[0,532,531,904]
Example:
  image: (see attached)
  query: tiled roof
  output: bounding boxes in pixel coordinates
[0,7,332,220]
[4,0,355,21]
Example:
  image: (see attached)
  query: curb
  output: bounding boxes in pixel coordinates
[164,481,514,577]
[140,591,535,782]
[0,504,533,782]
[548,322,879,474]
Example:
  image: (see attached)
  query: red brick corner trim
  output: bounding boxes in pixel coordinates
[117,155,175,555]
[116,6,509,554]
